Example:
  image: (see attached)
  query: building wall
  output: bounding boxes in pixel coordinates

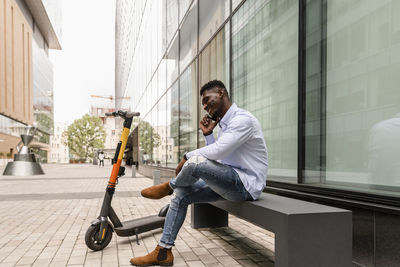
[0,0,33,125]
[116,1,400,265]
[49,122,69,163]
[0,0,59,161]
[90,107,121,150]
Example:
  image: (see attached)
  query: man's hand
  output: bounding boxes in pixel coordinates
[175,157,186,176]
[200,115,218,135]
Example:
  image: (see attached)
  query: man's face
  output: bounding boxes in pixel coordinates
[201,87,223,120]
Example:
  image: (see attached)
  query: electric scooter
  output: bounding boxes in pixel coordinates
[85,110,169,251]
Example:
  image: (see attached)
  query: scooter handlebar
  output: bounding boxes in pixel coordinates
[105,111,140,118]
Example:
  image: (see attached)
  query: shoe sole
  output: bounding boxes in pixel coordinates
[130,262,173,266]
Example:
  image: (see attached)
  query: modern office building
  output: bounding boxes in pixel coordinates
[0,0,61,162]
[116,0,400,265]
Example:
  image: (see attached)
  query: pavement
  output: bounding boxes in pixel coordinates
[0,164,274,267]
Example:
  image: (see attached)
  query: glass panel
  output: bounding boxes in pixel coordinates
[158,61,167,99]
[199,0,230,50]
[231,0,299,182]
[167,82,180,168]
[179,132,197,158]
[140,115,152,166]
[166,34,179,88]
[198,24,230,147]
[304,0,400,196]
[179,0,198,71]
[179,60,198,156]
[158,94,168,167]
[232,0,242,11]
[167,0,179,48]
[152,105,162,166]
[153,74,158,109]
[147,83,152,115]
[179,0,192,24]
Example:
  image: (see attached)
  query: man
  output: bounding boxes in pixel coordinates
[98,151,104,167]
[130,80,268,266]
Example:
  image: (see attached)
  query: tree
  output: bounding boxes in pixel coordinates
[139,120,160,157]
[63,114,106,161]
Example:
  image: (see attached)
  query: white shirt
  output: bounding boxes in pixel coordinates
[186,103,268,200]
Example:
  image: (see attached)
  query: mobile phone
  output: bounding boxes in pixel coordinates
[207,115,216,122]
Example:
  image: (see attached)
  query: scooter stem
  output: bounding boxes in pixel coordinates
[108,127,130,188]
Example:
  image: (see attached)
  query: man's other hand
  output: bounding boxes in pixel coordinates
[175,157,187,176]
[200,115,218,135]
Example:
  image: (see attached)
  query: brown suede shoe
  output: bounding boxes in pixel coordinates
[141,181,173,199]
[130,245,173,266]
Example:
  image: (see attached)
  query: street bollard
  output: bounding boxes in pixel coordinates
[132,166,136,178]
[153,169,161,185]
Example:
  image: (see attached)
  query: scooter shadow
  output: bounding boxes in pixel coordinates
[117,228,164,245]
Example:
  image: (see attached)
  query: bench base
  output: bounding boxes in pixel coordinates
[191,203,228,228]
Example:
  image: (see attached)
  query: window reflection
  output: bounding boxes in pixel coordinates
[198,25,230,147]
[157,94,168,167]
[305,0,400,194]
[140,115,153,165]
[179,0,192,24]
[167,0,179,47]
[166,34,179,88]
[179,61,198,157]
[158,61,167,99]
[167,82,180,168]
[179,0,198,71]
[231,0,298,181]
[199,0,229,50]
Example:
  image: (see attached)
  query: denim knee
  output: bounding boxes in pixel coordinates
[172,188,192,206]
[184,155,207,167]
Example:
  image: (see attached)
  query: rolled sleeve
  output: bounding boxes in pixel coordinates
[204,133,215,145]
[187,118,253,161]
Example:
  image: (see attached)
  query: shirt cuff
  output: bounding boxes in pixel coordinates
[204,134,215,145]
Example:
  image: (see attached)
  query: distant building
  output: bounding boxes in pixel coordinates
[49,122,69,163]
[0,0,62,162]
[90,106,121,161]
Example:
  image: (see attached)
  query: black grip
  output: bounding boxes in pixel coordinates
[124,112,140,118]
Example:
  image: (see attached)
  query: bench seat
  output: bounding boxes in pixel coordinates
[191,192,352,267]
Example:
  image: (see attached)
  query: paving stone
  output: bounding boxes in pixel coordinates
[199,254,218,264]
[208,248,228,257]
[180,251,200,261]
[186,260,206,267]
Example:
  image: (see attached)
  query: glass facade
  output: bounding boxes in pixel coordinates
[32,40,54,142]
[304,0,400,196]
[231,0,298,181]
[116,0,400,198]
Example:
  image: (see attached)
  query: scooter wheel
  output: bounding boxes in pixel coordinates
[85,224,113,251]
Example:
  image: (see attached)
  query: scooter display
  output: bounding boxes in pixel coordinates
[85,110,169,251]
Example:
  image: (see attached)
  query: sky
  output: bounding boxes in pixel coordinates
[50,0,116,124]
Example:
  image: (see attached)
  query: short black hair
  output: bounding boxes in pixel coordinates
[200,80,227,96]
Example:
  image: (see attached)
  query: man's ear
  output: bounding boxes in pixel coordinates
[218,88,224,97]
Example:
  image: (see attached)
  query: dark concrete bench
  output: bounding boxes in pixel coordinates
[191,192,352,267]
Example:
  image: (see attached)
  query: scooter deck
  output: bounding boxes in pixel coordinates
[114,215,165,237]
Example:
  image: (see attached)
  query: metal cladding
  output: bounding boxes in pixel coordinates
[3,134,44,176]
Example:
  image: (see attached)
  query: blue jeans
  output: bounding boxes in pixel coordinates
[159,156,253,248]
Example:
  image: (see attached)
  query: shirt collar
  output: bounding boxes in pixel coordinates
[219,103,237,129]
